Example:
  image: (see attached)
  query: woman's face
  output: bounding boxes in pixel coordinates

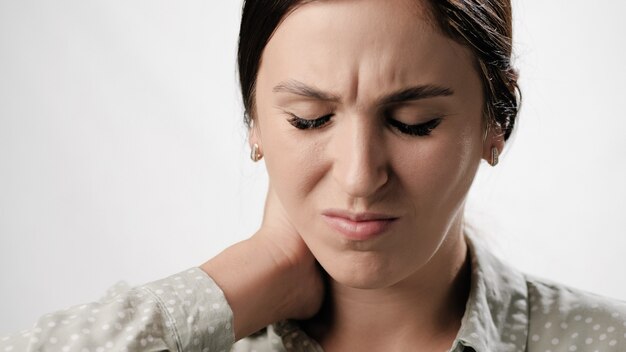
[253,0,490,289]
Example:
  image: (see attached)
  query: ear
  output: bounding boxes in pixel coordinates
[481,122,505,165]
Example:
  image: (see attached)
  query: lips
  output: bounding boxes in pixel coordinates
[322,209,398,241]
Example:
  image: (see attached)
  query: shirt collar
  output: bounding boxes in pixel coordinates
[451,231,529,352]
[269,231,530,352]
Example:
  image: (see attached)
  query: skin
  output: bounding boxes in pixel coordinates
[203,0,505,350]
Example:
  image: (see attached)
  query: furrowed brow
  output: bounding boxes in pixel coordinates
[273,80,453,105]
[379,85,454,105]
[273,80,340,102]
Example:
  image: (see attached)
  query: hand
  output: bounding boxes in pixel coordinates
[253,185,325,321]
[200,185,325,340]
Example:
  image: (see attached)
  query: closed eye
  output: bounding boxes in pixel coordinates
[387,117,443,137]
[287,113,333,130]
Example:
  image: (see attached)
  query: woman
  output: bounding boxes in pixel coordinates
[1,0,625,351]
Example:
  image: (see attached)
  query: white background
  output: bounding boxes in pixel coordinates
[1,1,625,334]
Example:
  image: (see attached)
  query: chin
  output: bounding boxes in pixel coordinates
[319,252,401,289]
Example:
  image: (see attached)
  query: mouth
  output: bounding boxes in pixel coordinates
[322,209,399,241]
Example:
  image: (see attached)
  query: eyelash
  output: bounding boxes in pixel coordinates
[386,117,442,136]
[287,113,334,130]
[287,114,443,137]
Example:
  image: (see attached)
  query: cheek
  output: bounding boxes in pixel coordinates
[261,122,328,219]
[393,122,481,217]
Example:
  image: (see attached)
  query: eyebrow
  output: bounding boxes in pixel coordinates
[272,79,454,105]
[273,80,341,102]
[380,85,454,105]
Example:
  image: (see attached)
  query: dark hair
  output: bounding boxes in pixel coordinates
[237,0,520,141]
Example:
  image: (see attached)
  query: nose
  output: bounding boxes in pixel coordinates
[331,115,389,199]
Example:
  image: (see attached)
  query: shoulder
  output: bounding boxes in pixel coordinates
[525,273,626,350]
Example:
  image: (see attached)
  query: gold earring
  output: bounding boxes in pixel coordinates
[250,143,263,162]
[490,146,499,166]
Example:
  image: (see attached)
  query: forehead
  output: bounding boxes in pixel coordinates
[258,0,478,105]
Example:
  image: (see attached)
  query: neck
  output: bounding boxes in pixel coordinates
[301,223,471,351]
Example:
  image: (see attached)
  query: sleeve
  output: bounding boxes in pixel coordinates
[0,267,235,352]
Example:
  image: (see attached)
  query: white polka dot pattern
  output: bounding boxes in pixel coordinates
[0,268,234,351]
[525,275,626,351]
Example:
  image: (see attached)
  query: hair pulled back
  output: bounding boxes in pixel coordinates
[237,0,520,141]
